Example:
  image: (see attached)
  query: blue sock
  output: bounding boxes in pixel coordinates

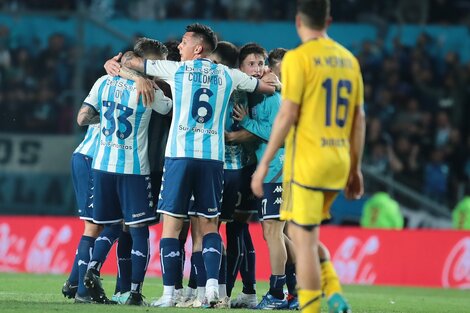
[68,250,79,285]
[269,274,286,299]
[241,224,256,294]
[89,224,121,271]
[160,238,180,286]
[77,235,95,297]
[225,221,245,297]
[219,252,227,285]
[202,233,222,281]
[117,230,132,294]
[193,251,207,287]
[175,240,185,290]
[129,226,149,293]
[188,254,197,289]
[285,262,297,296]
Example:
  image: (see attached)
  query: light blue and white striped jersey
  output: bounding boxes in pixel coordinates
[241,92,284,183]
[145,58,258,162]
[74,124,100,158]
[224,90,248,170]
[86,75,172,175]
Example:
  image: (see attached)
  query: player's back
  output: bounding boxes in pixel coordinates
[282,38,363,190]
[91,75,153,175]
[167,59,233,161]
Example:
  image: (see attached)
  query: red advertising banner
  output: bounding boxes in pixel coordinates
[0,216,469,288]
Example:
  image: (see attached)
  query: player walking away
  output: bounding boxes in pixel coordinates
[78,38,172,306]
[62,124,103,303]
[251,1,366,312]
[106,23,278,307]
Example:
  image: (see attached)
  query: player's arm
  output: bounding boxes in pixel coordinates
[251,99,299,197]
[231,69,275,95]
[151,89,173,115]
[77,76,106,126]
[77,104,99,126]
[235,101,274,141]
[121,51,145,73]
[345,68,366,200]
[345,105,366,199]
[104,52,156,106]
[225,129,257,144]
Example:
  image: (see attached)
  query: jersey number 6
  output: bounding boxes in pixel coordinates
[191,88,214,124]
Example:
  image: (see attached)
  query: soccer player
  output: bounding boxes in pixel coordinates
[224,43,272,309]
[62,123,103,303]
[251,1,366,312]
[232,45,289,309]
[108,23,278,307]
[78,37,172,306]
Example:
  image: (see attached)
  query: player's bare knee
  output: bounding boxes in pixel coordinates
[84,220,103,237]
[198,216,219,235]
[262,219,284,241]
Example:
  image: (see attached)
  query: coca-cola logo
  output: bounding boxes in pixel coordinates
[332,236,379,284]
[0,223,27,270]
[25,225,72,273]
[442,237,470,288]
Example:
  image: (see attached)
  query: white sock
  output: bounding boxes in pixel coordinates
[163,285,175,297]
[206,278,218,290]
[197,287,206,301]
[219,284,227,298]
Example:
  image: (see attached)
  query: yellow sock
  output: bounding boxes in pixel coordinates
[298,289,321,313]
[321,260,342,298]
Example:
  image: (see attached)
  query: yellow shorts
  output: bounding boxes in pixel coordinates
[280,181,338,226]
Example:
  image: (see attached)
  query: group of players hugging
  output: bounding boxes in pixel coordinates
[61,2,359,313]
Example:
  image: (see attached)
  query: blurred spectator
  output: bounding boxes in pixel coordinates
[423,148,449,203]
[361,192,404,229]
[452,196,470,229]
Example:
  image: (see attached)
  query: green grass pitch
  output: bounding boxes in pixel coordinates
[0,272,468,312]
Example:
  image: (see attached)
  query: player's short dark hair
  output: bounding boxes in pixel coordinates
[298,0,330,30]
[238,43,267,65]
[185,23,218,54]
[268,48,288,68]
[134,37,168,59]
[211,41,239,68]
[164,40,181,61]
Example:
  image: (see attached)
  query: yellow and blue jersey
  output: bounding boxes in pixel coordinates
[145,58,258,162]
[281,38,364,190]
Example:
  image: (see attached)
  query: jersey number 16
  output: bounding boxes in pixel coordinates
[322,78,352,128]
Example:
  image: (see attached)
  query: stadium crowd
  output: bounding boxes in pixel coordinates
[2,0,470,24]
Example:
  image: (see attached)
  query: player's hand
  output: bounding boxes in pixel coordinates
[261,72,282,91]
[232,104,248,122]
[251,163,268,198]
[135,77,155,107]
[225,131,235,143]
[104,52,122,76]
[344,169,364,200]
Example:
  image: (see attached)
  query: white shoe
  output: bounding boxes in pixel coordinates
[176,288,197,307]
[205,286,219,307]
[215,296,231,309]
[174,289,184,303]
[150,295,175,307]
[231,292,258,309]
